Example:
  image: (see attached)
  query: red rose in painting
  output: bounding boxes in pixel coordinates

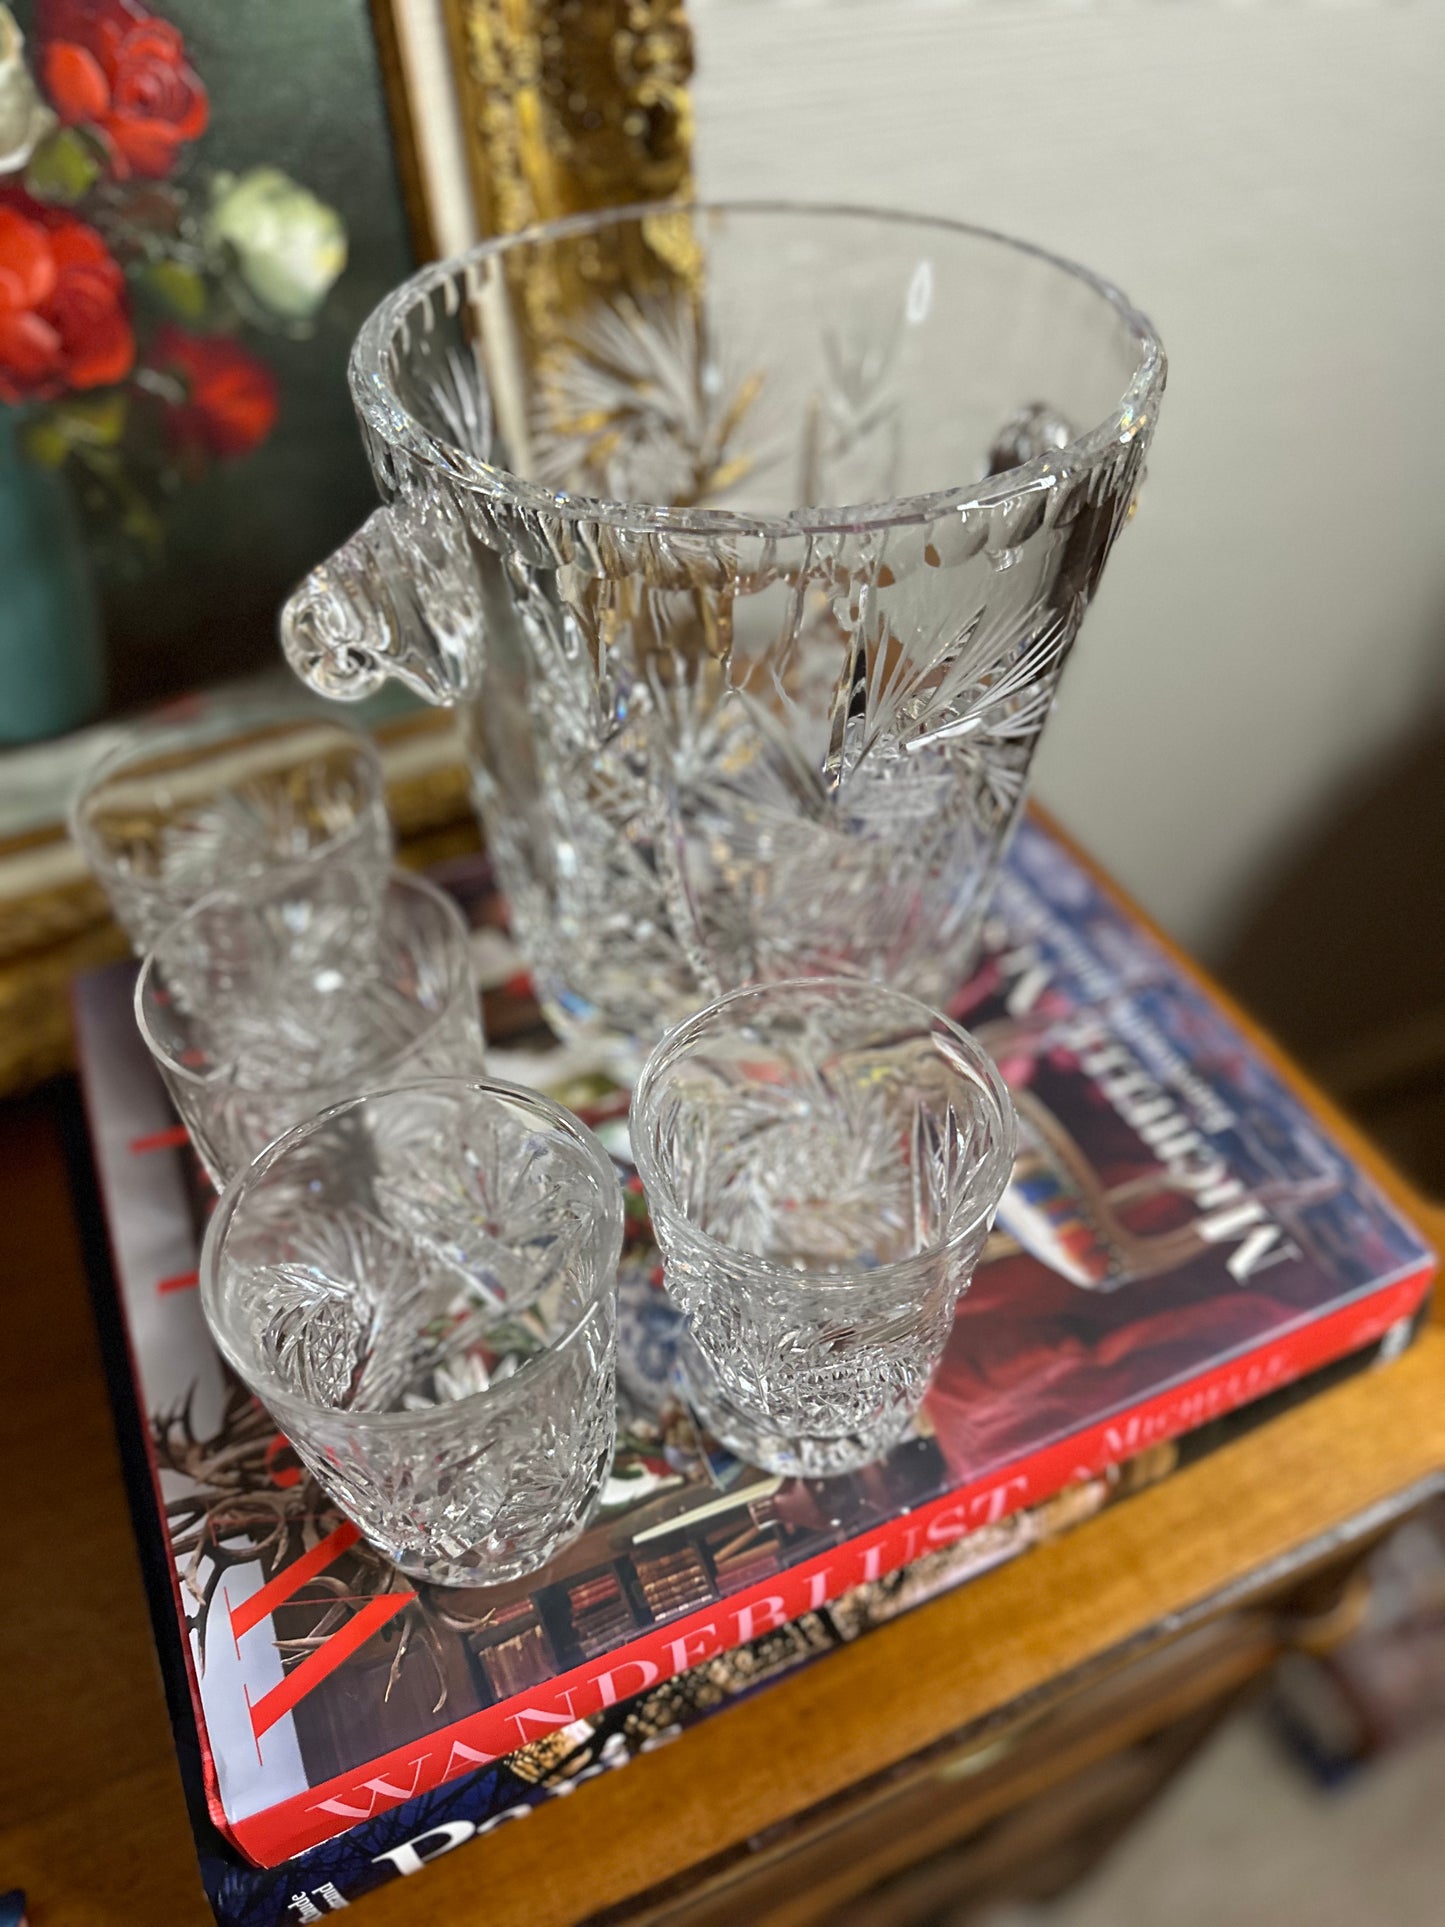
[147,324,278,457]
[36,0,208,179]
[0,193,133,402]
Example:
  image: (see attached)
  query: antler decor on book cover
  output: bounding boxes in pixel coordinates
[71,816,1434,1924]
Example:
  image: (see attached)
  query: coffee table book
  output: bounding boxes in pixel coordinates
[68,819,1433,1925]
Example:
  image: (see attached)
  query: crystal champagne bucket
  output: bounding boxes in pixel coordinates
[282,203,1164,1055]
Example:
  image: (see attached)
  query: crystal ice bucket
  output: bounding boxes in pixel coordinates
[282,203,1164,1053]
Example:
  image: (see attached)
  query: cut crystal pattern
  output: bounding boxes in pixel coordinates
[72,717,392,955]
[284,205,1164,1052]
[372,1088,597,1315]
[531,291,773,510]
[632,979,1016,1477]
[138,868,484,1188]
[203,1081,624,1587]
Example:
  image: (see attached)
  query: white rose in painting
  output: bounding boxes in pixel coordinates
[0,6,57,176]
[207,167,348,323]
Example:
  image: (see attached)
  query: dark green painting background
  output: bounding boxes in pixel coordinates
[14,0,417,711]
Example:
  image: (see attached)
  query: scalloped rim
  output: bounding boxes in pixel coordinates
[349,199,1166,539]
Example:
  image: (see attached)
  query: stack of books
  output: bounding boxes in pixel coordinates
[70,816,1433,1925]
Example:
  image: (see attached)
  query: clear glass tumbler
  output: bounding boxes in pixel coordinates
[631,977,1016,1477]
[136,864,483,1187]
[200,1078,624,1587]
[282,202,1164,1059]
[72,712,391,953]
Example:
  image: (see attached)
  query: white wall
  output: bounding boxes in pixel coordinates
[688,0,1445,956]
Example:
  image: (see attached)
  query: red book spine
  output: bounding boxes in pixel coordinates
[231,1258,1432,1865]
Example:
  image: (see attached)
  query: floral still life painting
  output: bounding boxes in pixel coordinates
[0,0,416,711]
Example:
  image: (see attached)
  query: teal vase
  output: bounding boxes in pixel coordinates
[0,407,105,743]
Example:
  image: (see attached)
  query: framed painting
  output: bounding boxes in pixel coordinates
[0,0,431,724]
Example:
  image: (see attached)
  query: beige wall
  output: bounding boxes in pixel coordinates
[689,0,1445,955]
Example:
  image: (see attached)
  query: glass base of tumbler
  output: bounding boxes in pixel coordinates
[383,1478,605,1589]
[677,1330,915,1480]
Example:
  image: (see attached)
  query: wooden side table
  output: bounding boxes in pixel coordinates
[2,905,1441,1926]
